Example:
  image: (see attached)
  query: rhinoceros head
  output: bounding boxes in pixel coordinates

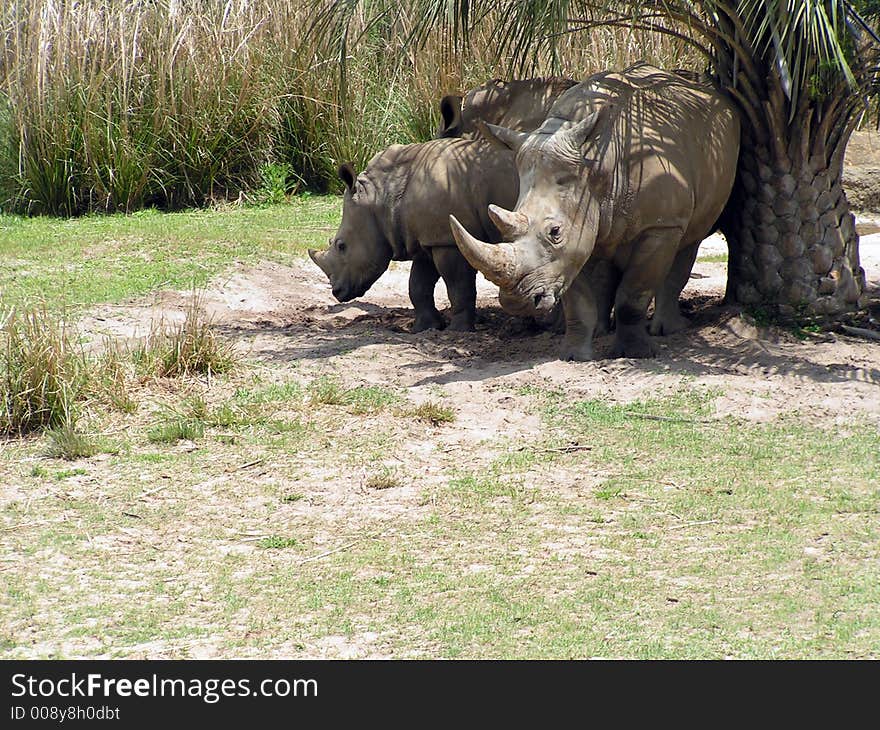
[450,107,608,316]
[309,163,393,302]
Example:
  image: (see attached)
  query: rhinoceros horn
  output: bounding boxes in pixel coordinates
[449,215,519,288]
[488,204,528,240]
[308,248,331,276]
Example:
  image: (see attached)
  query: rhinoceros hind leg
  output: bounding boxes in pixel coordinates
[409,254,446,332]
[650,242,699,336]
[432,246,477,332]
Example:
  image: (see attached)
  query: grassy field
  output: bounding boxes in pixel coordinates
[0,199,338,311]
[1,199,878,659]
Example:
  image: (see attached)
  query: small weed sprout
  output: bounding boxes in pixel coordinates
[258,536,298,549]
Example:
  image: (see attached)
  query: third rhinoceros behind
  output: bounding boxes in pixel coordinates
[451,63,740,360]
[436,76,577,140]
[309,137,518,332]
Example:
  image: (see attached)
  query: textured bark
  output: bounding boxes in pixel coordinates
[722,115,866,320]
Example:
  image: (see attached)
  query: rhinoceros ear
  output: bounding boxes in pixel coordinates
[478,122,529,152]
[437,95,463,137]
[554,104,607,152]
[338,163,357,193]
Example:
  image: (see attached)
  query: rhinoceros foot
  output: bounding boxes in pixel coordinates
[447,313,476,332]
[611,335,657,359]
[649,310,689,336]
[561,342,595,362]
[412,311,447,333]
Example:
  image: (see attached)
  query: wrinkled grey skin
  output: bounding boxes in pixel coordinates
[436,77,577,140]
[309,138,518,332]
[450,63,740,360]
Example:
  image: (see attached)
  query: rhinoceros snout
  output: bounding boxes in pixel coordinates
[531,290,557,314]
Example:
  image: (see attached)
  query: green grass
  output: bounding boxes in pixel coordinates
[0,200,340,312]
[257,536,299,550]
[308,376,399,414]
[0,306,88,435]
[44,425,99,460]
[4,389,878,658]
[147,418,205,444]
[401,400,456,425]
[0,201,877,659]
[234,380,303,406]
[697,253,729,263]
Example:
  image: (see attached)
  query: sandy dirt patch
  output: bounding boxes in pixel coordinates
[80,226,880,429]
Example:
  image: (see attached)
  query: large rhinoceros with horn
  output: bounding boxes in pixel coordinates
[450,63,740,360]
[309,138,517,332]
[436,76,577,139]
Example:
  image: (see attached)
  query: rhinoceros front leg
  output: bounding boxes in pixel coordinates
[431,246,477,332]
[650,242,699,336]
[560,270,600,361]
[409,252,446,332]
[587,258,618,337]
[612,227,683,358]
[560,260,618,360]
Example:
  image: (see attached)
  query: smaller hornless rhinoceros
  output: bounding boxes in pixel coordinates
[309,138,518,332]
[436,76,577,139]
[450,64,740,359]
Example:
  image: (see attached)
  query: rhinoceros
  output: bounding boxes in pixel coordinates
[450,63,740,359]
[436,76,577,139]
[309,138,518,332]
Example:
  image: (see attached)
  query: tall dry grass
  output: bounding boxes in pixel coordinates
[0,1,692,215]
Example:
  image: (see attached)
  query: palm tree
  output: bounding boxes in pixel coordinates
[315,0,880,320]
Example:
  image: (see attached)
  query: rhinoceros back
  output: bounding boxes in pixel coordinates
[540,63,739,248]
[360,138,518,257]
[438,77,577,139]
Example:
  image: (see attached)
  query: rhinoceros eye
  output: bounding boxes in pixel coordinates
[336,241,347,253]
[549,226,561,240]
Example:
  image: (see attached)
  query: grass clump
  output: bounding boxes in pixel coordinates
[91,341,139,414]
[136,294,236,378]
[307,376,347,406]
[365,468,402,490]
[345,386,399,415]
[44,424,100,460]
[147,397,210,445]
[308,376,398,414]
[402,400,455,425]
[1,306,87,436]
[257,536,299,550]
[147,418,205,445]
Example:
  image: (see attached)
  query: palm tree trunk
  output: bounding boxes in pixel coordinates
[721,97,867,320]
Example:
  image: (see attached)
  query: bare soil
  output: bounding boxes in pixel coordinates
[81,226,880,431]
